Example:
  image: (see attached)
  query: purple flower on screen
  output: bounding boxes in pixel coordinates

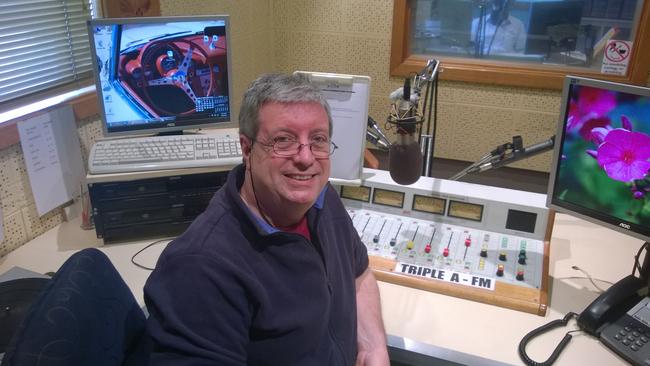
[579,117,610,140]
[567,87,617,133]
[596,129,650,182]
[590,115,634,144]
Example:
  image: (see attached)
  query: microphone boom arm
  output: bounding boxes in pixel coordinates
[450,135,556,181]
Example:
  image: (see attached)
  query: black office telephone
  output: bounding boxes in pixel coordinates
[519,274,650,366]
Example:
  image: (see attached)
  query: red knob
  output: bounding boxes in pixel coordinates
[496,264,505,277]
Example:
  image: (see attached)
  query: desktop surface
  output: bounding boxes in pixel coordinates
[0,198,640,365]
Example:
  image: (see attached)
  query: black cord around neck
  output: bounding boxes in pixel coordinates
[246,143,276,228]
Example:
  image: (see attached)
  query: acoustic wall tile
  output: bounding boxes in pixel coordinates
[0,211,27,257]
[273,0,345,33]
[76,118,103,172]
[342,36,391,86]
[435,102,557,171]
[161,0,234,16]
[0,145,24,188]
[438,80,562,113]
[21,203,63,241]
[0,181,29,217]
[340,0,394,35]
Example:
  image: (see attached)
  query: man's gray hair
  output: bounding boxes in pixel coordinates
[238,73,333,139]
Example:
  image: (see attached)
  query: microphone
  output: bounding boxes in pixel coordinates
[388,77,423,185]
[476,136,555,173]
[449,136,555,181]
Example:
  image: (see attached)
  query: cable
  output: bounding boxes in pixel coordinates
[570,265,611,293]
[633,241,649,277]
[131,237,175,270]
[518,312,579,366]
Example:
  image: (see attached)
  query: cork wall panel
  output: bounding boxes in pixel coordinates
[160,0,274,122]
[438,81,563,113]
[435,102,558,171]
[0,212,27,257]
[21,203,63,241]
[0,145,25,212]
[0,142,66,256]
[76,117,103,171]
[272,0,346,33]
[339,0,394,35]
[270,0,562,172]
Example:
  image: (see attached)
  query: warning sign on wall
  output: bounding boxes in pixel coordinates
[601,40,632,76]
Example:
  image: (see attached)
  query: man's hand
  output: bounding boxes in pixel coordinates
[355,268,389,366]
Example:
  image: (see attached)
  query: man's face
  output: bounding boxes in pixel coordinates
[241,101,331,213]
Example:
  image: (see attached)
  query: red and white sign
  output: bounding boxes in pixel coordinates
[601,40,632,76]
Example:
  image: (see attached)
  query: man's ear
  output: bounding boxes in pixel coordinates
[240,134,253,166]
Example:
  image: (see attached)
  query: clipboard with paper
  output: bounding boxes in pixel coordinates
[294,71,370,186]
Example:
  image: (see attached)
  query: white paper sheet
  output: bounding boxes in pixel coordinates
[18,105,84,216]
[296,72,370,182]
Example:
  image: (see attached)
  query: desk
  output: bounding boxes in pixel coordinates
[0,212,641,365]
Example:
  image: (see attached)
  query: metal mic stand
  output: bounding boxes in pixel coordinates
[474,0,489,58]
[416,59,441,178]
[372,59,440,178]
[450,135,555,181]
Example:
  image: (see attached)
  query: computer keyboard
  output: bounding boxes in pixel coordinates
[88,134,242,175]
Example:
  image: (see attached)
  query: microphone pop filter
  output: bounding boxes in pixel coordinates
[388,142,422,185]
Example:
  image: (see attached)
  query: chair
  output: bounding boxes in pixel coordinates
[1,248,149,366]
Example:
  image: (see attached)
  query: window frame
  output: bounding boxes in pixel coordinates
[391,0,650,89]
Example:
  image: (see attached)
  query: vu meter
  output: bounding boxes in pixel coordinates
[412,194,446,215]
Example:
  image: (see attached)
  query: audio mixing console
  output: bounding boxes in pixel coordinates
[333,169,552,315]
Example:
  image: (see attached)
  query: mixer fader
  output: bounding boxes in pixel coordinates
[348,208,544,290]
[333,168,552,316]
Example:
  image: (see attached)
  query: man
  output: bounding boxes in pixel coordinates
[471,0,526,56]
[144,73,389,365]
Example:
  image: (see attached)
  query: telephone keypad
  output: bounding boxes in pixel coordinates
[601,315,650,365]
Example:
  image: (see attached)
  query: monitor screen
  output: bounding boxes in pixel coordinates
[547,76,650,242]
[525,0,584,55]
[87,15,232,136]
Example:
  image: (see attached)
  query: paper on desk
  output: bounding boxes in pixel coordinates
[18,105,84,216]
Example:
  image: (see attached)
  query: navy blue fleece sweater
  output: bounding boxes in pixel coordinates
[144,164,369,365]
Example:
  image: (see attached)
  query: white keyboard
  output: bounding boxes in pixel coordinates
[88,134,242,174]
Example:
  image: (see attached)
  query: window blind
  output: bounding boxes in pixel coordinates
[0,0,93,104]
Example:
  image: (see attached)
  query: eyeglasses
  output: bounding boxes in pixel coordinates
[254,137,338,158]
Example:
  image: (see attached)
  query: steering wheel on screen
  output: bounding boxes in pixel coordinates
[139,39,210,116]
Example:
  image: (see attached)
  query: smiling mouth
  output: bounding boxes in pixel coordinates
[286,174,315,181]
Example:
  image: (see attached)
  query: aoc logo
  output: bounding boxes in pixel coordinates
[166,123,176,127]
[619,222,631,230]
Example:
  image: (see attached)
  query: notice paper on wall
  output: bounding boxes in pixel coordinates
[294,71,370,185]
[18,105,84,216]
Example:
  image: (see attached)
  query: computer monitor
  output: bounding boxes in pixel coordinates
[525,1,584,55]
[547,75,650,248]
[87,15,233,137]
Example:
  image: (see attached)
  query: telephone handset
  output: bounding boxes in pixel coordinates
[577,275,647,335]
[519,275,650,366]
[580,275,650,366]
